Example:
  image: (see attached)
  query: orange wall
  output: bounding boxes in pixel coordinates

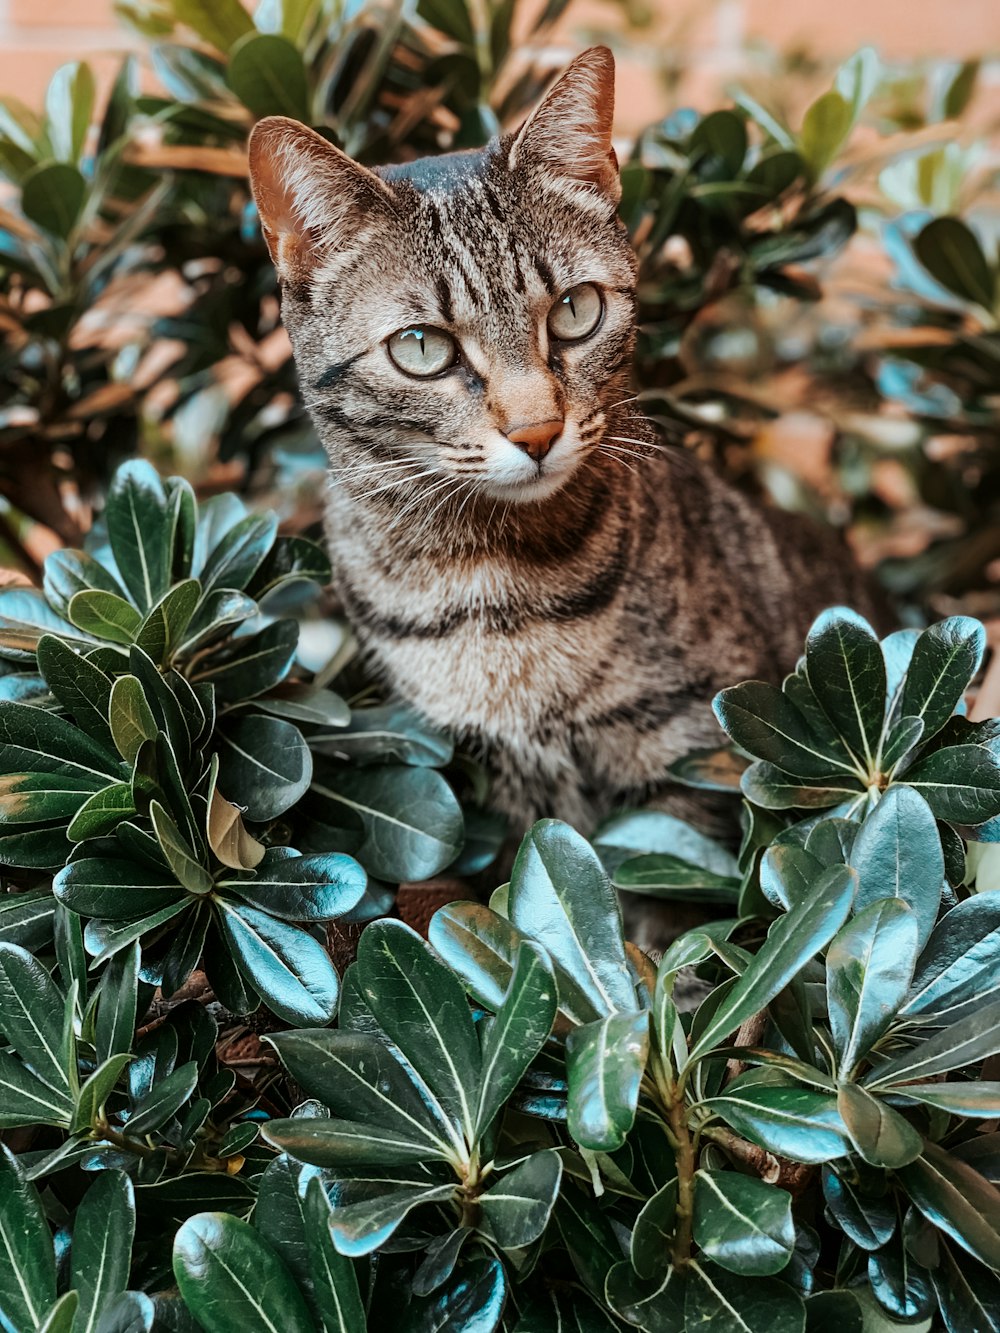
[1,0,997,130]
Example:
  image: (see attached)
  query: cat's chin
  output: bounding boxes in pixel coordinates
[478,469,575,505]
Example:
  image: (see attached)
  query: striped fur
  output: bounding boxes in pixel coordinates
[249,49,880,845]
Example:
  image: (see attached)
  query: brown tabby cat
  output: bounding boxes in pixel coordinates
[248,47,878,852]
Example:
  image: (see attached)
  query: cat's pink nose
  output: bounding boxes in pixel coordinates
[506,419,563,461]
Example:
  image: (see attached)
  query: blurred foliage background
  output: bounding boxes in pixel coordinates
[0,0,998,630]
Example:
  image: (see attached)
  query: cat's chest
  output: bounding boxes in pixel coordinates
[330,540,603,739]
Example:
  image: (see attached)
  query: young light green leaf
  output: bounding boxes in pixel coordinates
[109,675,158,764]
[151,801,213,895]
[69,590,143,645]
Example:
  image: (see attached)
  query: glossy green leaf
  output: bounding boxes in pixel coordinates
[217,713,312,821]
[37,1292,80,1333]
[172,1212,313,1333]
[35,634,113,746]
[906,744,1000,824]
[894,1080,1000,1116]
[820,1165,895,1252]
[302,1175,366,1333]
[72,1171,135,1333]
[606,1260,686,1331]
[104,461,171,612]
[849,787,942,950]
[73,1053,133,1134]
[704,1085,851,1163]
[265,1029,457,1156]
[309,703,452,767]
[398,1256,506,1333]
[95,940,139,1065]
[593,809,740,879]
[866,995,1000,1086]
[0,769,99,826]
[226,33,308,119]
[150,801,212,895]
[0,942,71,1096]
[475,940,557,1136]
[134,579,201,665]
[0,1049,73,1127]
[837,1082,922,1168]
[217,900,339,1026]
[68,782,136,841]
[109,675,158,763]
[693,1170,796,1275]
[480,1150,562,1250]
[759,845,823,911]
[0,1146,57,1331]
[827,898,919,1075]
[43,549,128,620]
[54,857,185,920]
[713,680,857,779]
[311,764,463,882]
[0,699,121,784]
[247,534,331,601]
[128,1060,197,1136]
[897,1140,1000,1270]
[357,919,481,1143]
[686,864,856,1067]
[264,1115,441,1167]
[686,1259,805,1332]
[566,1010,650,1151]
[69,590,143,645]
[218,848,365,921]
[804,607,885,769]
[326,1178,457,1257]
[899,617,986,743]
[509,819,634,1017]
[0,889,55,950]
[904,895,1000,1019]
[254,1156,317,1318]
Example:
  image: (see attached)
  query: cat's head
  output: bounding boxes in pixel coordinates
[249,47,635,505]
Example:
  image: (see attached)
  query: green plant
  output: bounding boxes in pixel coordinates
[0,459,467,1022]
[3,605,1000,1329]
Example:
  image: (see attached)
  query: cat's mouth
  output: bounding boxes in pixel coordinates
[477,464,576,505]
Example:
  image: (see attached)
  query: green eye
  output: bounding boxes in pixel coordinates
[387,326,456,377]
[548,283,603,342]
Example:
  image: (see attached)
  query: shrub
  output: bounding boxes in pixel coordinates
[2,600,1000,1329]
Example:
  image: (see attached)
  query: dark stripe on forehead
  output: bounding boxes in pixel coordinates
[444,242,484,310]
[510,247,526,294]
[314,353,363,392]
[481,180,507,224]
[532,256,557,295]
[435,275,454,325]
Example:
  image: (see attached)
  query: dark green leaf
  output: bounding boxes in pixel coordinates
[53,857,185,920]
[693,1170,795,1275]
[398,1256,506,1333]
[566,1010,649,1151]
[480,1150,562,1250]
[0,942,71,1096]
[0,1146,57,1331]
[104,461,170,612]
[0,770,99,826]
[686,865,856,1067]
[704,1085,851,1163]
[804,608,885,770]
[218,849,365,921]
[217,900,339,1026]
[712,680,857,779]
[310,764,463,882]
[68,782,136,841]
[134,579,201,665]
[128,1061,198,1135]
[226,33,309,119]
[309,703,452,767]
[891,1080,1000,1116]
[914,217,996,309]
[836,1082,922,1168]
[475,941,556,1136]
[686,1259,805,1332]
[0,890,55,950]
[73,1054,133,1134]
[217,713,312,821]
[900,617,986,743]
[72,1171,135,1333]
[0,699,121,784]
[172,1212,314,1333]
[357,919,481,1143]
[897,1140,1000,1270]
[302,1175,366,1333]
[326,1178,457,1257]
[904,895,1000,1019]
[21,160,86,238]
[866,995,1000,1086]
[906,744,1000,824]
[264,1116,441,1167]
[826,898,919,1075]
[820,1165,895,1251]
[35,634,113,746]
[96,940,139,1064]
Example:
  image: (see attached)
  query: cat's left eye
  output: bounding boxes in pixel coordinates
[548,283,603,342]
[386,326,457,377]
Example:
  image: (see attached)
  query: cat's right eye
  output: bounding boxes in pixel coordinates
[386,327,457,378]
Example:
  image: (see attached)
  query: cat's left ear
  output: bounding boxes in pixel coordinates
[509,46,619,204]
[248,117,394,282]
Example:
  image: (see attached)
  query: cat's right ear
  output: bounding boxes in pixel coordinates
[248,118,393,282]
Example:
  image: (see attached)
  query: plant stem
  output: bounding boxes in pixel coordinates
[667,1095,696,1269]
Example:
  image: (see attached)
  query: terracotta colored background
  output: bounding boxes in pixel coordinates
[1,0,998,131]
